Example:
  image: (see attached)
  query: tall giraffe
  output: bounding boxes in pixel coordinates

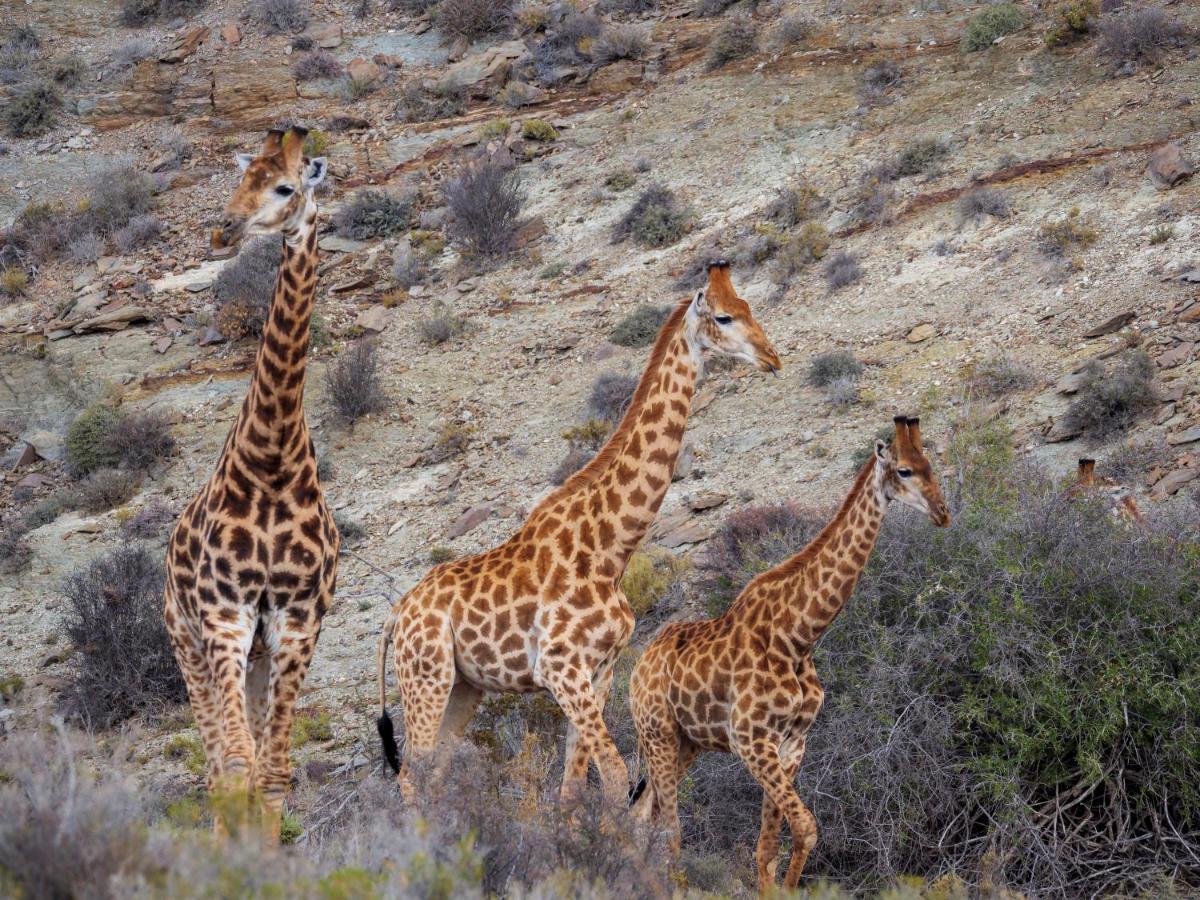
[629,417,950,890]
[377,263,782,804]
[163,126,338,840]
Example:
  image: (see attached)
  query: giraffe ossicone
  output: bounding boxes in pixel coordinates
[377,262,781,806]
[163,125,339,843]
[629,416,950,891]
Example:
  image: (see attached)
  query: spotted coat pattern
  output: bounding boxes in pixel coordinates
[377,264,782,805]
[630,418,950,890]
[162,128,338,840]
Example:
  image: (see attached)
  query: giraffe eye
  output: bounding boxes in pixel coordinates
[275,185,295,197]
[897,467,913,478]
[714,314,733,326]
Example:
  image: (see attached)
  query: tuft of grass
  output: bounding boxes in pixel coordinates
[1038,207,1098,257]
[520,118,558,142]
[764,180,822,228]
[705,17,757,70]
[604,168,637,192]
[610,304,670,348]
[772,14,813,49]
[332,190,413,241]
[292,710,334,747]
[112,214,162,253]
[65,404,125,476]
[326,338,388,425]
[1,267,28,298]
[858,59,901,105]
[163,734,207,775]
[1063,350,1157,440]
[621,549,688,617]
[335,73,379,102]
[429,545,457,564]
[593,24,649,64]
[824,251,863,291]
[0,517,32,575]
[612,184,691,248]
[962,2,1027,51]
[771,222,830,284]
[0,672,25,702]
[427,422,474,463]
[1148,224,1173,245]
[303,129,330,157]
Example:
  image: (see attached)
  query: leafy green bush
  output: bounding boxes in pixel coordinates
[610,304,670,347]
[65,404,125,476]
[962,2,1027,51]
[520,118,558,142]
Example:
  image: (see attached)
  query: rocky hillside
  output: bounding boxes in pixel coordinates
[0,0,1198,892]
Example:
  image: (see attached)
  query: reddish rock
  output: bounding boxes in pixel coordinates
[448,504,493,539]
[11,443,38,470]
[306,23,344,49]
[346,57,382,83]
[221,23,241,45]
[1148,142,1194,189]
[588,60,643,95]
[1152,465,1198,499]
[373,53,404,69]
[160,25,209,64]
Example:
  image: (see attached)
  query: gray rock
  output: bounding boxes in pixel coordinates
[1148,142,1194,189]
[318,235,368,253]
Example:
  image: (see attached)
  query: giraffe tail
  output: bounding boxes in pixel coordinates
[376,607,401,774]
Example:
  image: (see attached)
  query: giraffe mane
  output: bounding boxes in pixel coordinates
[732,454,878,604]
[544,295,693,502]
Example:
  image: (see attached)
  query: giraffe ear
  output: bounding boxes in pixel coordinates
[235,153,255,173]
[691,288,709,317]
[303,157,327,188]
[875,439,889,461]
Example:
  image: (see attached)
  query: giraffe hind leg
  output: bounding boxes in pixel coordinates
[395,617,457,802]
[165,592,225,799]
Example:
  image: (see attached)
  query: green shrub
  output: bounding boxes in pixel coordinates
[3,79,62,138]
[609,304,670,347]
[520,118,557,142]
[621,549,687,616]
[65,404,125,476]
[612,184,691,247]
[962,2,1027,51]
[292,710,334,747]
[1044,0,1099,46]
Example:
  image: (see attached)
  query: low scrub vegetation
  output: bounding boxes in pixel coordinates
[395,79,466,122]
[120,0,207,26]
[65,403,175,477]
[705,16,757,70]
[621,548,688,616]
[808,350,862,406]
[59,542,185,727]
[529,7,603,84]
[592,23,649,63]
[418,300,466,345]
[292,49,343,81]
[858,59,901,105]
[213,236,278,338]
[587,372,638,424]
[966,352,1035,398]
[958,187,1012,222]
[434,0,512,43]
[1044,0,1099,46]
[246,0,310,33]
[326,338,388,425]
[824,250,863,290]
[331,190,414,240]
[77,468,142,514]
[1064,350,1157,440]
[609,304,670,347]
[962,2,1027,51]
[1097,6,1191,70]
[3,79,61,138]
[1038,206,1098,258]
[612,184,691,247]
[444,160,526,259]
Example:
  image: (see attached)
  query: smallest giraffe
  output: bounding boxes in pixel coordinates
[1066,457,1146,525]
[630,417,950,892]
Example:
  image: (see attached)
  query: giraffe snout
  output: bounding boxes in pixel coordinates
[212,215,246,253]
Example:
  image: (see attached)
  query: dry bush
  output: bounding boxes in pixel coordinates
[1063,350,1157,440]
[966,353,1035,397]
[764,180,822,228]
[84,162,157,237]
[246,0,310,33]
[108,409,176,472]
[121,0,208,26]
[1098,6,1190,69]
[771,222,830,284]
[3,79,61,138]
[621,548,687,616]
[1044,0,1099,46]
[331,190,413,240]
[443,159,526,259]
[1038,207,1098,258]
[550,445,594,485]
[112,213,162,253]
[0,515,32,574]
[213,236,279,338]
[292,49,343,81]
[705,16,757,70]
[592,23,649,63]
[600,0,658,13]
[612,183,691,247]
[610,304,670,347]
[77,468,142,514]
[395,79,466,122]
[59,542,185,727]
[326,338,388,424]
[530,7,603,84]
[106,38,154,76]
[858,58,901,105]
[588,372,638,424]
[808,350,862,387]
[120,500,176,540]
[418,300,465,345]
[958,187,1012,222]
[773,14,813,48]
[434,0,513,43]
[824,251,863,290]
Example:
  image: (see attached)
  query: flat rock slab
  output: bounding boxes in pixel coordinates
[1082,310,1134,338]
[319,235,368,253]
[907,323,936,343]
[448,504,493,539]
[151,259,229,293]
[1167,425,1200,446]
[355,305,393,333]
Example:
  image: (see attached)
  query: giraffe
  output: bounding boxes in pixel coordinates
[162,126,338,841]
[629,416,950,890]
[1066,457,1146,525]
[376,262,782,806]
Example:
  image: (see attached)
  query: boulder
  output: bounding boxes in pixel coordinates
[210,64,298,129]
[448,504,493,539]
[437,40,526,98]
[906,323,936,343]
[160,25,209,64]
[305,23,344,49]
[589,60,643,94]
[1148,142,1194,189]
[356,305,393,333]
[221,24,241,44]
[346,57,382,83]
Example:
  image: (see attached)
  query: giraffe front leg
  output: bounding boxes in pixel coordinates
[561,662,617,803]
[202,609,257,835]
[737,732,817,890]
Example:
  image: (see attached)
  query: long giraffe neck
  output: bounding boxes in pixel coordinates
[736,456,886,651]
[227,197,319,488]
[550,298,699,575]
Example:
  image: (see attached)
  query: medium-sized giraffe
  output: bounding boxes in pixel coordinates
[1066,457,1146,525]
[163,127,338,841]
[629,417,950,890]
[377,263,782,806]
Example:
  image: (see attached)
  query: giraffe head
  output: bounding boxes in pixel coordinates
[685,262,782,374]
[212,126,327,252]
[874,416,950,527]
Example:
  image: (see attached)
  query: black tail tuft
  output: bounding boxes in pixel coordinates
[628,775,647,807]
[377,710,400,774]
